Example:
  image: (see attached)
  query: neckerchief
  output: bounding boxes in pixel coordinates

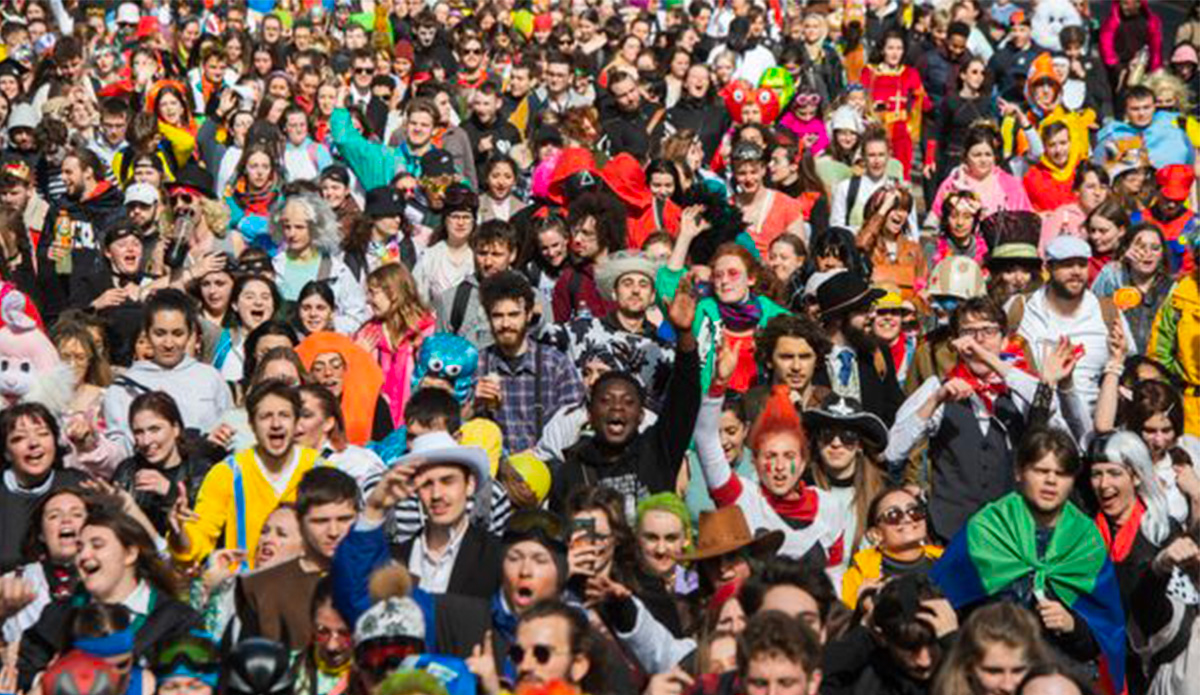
[231,177,279,215]
[761,481,819,524]
[1095,500,1145,564]
[946,360,1008,414]
[716,298,762,333]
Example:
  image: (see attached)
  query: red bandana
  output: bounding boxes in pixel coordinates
[947,361,1009,414]
[1095,500,1144,563]
[761,482,819,524]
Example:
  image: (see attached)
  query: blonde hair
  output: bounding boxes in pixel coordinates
[366,263,429,345]
[1141,69,1193,113]
[932,603,1051,695]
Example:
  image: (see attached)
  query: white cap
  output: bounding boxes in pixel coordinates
[116,2,140,25]
[6,103,38,133]
[829,105,864,134]
[1045,235,1091,262]
[124,183,159,206]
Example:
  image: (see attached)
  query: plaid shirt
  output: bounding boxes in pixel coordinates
[481,341,584,453]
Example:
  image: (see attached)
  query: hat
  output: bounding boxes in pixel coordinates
[103,221,140,247]
[533,13,553,32]
[1103,144,1151,181]
[44,651,121,695]
[6,103,38,134]
[152,632,221,689]
[926,256,986,300]
[829,105,864,134]
[135,16,159,40]
[0,155,31,185]
[354,596,426,646]
[441,184,478,215]
[730,141,764,165]
[1157,164,1195,202]
[365,187,406,218]
[986,242,1041,268]
[393,431,491,489]
[124,182,158,206]
[816,271,885,319]
[508,453,551,504]
[320,165,351,187]
[595,251,661,302]
[1010,9,1030,26]
[421,149,456,178]
[873,284,903,310]
[803,269,843,300]
[115,1,140,25]
[801,394,889,453]
[1172,43,1199,65]
[165,163,216,199]
[678,506,784,562]
[0,58,27,80]
[1045,235,1091,262]
[979,210,1042,248]
[393,40,415,64]
[223,639,295,695]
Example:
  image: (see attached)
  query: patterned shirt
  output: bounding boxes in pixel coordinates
[481,341,585,453]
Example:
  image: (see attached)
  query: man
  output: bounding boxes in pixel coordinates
[829,130,914,231]
[238,466,359,648]
[88,98,128,178]
[501,601,600,694]
[1094,85,1195,171]
[331,97,441,190]
[501,61,542,127]
[813,272,904,426]
[658,64,729,162]
[3,103,38,171]
[454,35,490,99]
[0,154,48,260]
[932,428,1126,686]
[172,380,324,568]
[1016,235,1133,410]
[123,183,164,274]
[412,11,456,75]
[477,271,584,453]
[917,21,971,112]
[551,272,700,519]
[68,221,155,363]
[744,314,831,423]
[533,52,588,116]
[599,72,654,160]
[887,297,1073,541]
[35,147,124,322]
[1133,164,1197,273]
[380,431,502,599]
[685,611,822,695]
[435,220,525,349]
[462,83,522,171]
[347,49,376,108]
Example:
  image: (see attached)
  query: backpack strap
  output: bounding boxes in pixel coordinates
[450,282,473,335]
[317,254,333,282]
[1005,295,1027,333]
[846,175,863,223]
[533,342,544,435]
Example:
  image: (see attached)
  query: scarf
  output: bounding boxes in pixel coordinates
[761,481,819,524]
[716,298,763,333]
[946,360,1009,413]
[1095,500,1145,564]
[43,560,77,600]
[934,233,988,267]
[232,177,279,215]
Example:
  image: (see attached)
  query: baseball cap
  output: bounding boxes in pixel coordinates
[421,149,456,178]
[1045,235,1091,262]
[124,183,158,206]
[1156,164,1196,202]
[116,2,140,25]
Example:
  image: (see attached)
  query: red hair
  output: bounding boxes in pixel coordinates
[749,385,806,452]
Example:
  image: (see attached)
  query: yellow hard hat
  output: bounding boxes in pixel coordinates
[508,453,551,503]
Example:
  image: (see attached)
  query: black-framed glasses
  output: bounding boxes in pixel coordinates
[817,428,860,447]
[957,325,1003,341]
[876,504,926,527]
[355,67,375,75]
[508,644,559,666]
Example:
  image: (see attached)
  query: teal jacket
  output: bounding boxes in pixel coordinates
[329,108,422,190]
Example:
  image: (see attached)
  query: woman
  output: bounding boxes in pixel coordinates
[928,56,993,188]
[268,192,368,333]
[412,185,477,303]
[767,142,829,238]
[1039,161,1110,254]
[803,394,888,563]
[226,142,282,249]
[523,216,570,311]
[931,125,1032,226]
[841,486,943,609]
[1083,431,1200,695]
[191,268,235,341]
[18,502,201,688]
[111,392,213,536]
[355,263,435,428]
[634,493,696,600]
[932,603,1052,695]
[766,234,807,304]
[296,332,389,445]
[294,385,385,491]
[1092,224,1172,352]
[860,29,927,178]
[294,580,353,695]
[816,105,865,193]
[146,80,198,177]
[0,403,89,572]
[778,87,828,155]
[213,274,280,382]
[856,186,927,303]
[1023,122,1081,213]
[1083,198,1129,285]
[293,281,337,337]
[55,323,121,479]
[931,191,987,267]
[730,142,809,259]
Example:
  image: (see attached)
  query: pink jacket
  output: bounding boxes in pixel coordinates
[930,165,1033,225]
[1100,0,1163,70]
[355,314,436,428]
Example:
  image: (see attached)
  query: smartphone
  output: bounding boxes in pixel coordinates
[571,518,596,547]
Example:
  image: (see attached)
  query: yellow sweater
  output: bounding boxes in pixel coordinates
[841,544,944,609]
[174,446,323,568]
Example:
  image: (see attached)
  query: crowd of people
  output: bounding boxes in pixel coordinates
[0,0,1197,695]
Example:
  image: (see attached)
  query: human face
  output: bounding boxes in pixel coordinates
[715,596,747,633]
[41,492,87,562]
[707,635,738,674]
[996,265,1033,295]
[251,393,298,460]
[317,84,337,117]
[321,178,349,208]
[864,140,889,178]
[460,40,485,70]
[487,164,516,199]
[1047,258,1088,300]
[106,235,143,275]
[235,280,274,330]
[1125,96,1155,128]
[487,298,532,352]
[744,654,818,695]
[416,464,474,528]
[971,642,1031,695]
[148,309,191,368]
[502,539,559,612]
[615,273,654,316]
[301,499,357,561]
[1045,129,1071,169]
[966,142,995,179]
[57,337,91,387]
[476,241,516,278]
[245,152,274,189]
[1089,460,1137,522]
[101,114,128,146]
[755,431,805,497]
[1032,81,1058,112]
[956,312,1005,376]
[570,216,602,260]
[719,410,748,464]
[573,509,615,573]
[818,429,859,480]
[299,293,334,335]
[545,61,571,96]
[685,65,710,99]
[769,148,798,185]
[589,378,643,446]
[713,254,752,305]
[947,202,976,240]
[1021,675,1083,695]
[132,409,181,467]
[873,307,902,342]
[638,509,685,577]
[770,336,817,391]
[126,200,157,229]
[1141,412,1176,461]
[279,202,317,255]
[284,112,308,145]
[311,352,346,396]
[1017,453,1074,523]
[612,77,641,113]
[0,182,31,212]
[649,172,675,202]
[77,525,137,602]
[199,272,233,317]
[157,91,185,126]
[872,490,926,554]
[406,111,435,149]
[295,392,335,449]
[963,60,986,91]
[61,156,86,198]
[513,616,587,690]
[883,37,904,67]
[313,602,353,669]
[1086,215,1123,256]
[734,160,765,196]
[946,33,968,60]
[255,507,302,566]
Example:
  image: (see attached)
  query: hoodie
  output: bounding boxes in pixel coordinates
[600,153,681,248]
[34,180,125,323]
[1100,0,1163,70]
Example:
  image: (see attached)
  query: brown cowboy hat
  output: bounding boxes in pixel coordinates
[679,506,784,562]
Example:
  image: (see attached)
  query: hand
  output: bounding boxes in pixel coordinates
[167,481,199,539]
[1037,599,1076,633]
[92,287,128,310]
[479,134,494,152]
[466,631,501,695]
[1154,536,1200,575]
[568,531,599,578]
[201,548,246,592]
[583,574,631,607]
[191,251,226,278]
[936,377,975,404]
[712,337,739,388]
[80,477,136,513]
[667,271,699,332]
[365,465,417,521]
[206,423,236,449]
[644,667,695,695]
[0,574,37,620]
[218,88,237,117]
[336,83,349,109]
[474,375,503,409]
[134,469,172,496]
[1041,337,1081,388]
[922,160,936,180]
[1106,318,1128,368]
[917,598,958,638]
[879,187,900,214]
[355,330,380,354]
[678,205,709,241]
[64,415,94,446]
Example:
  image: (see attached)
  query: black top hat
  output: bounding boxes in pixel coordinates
[165,163,216,200]
[816,271,885,320]
[365,187,406,218]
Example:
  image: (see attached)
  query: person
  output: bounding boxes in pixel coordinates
[1083,199,1130,284]
[237,466,359,649]
[931,428,1126,688]
[330,98,442,191]
[295,331,390,446]
[1091,224,1173,353]
[434,219,523,348]
[470,599,604,695]
[293,580,354,695]
[841,486,943,609]
[150,632,221,695]
[931,603,1052,695]
[412,185,478,304]
[729,142,807,257]
[293,282,337,338]
[930,124,1033,227]
[856,186,928,303]
[861,29,927,178]
[551,190,627,324]
[829,128,916,235]
[169,380,326,569]
[633,493,696,613]
[54,322,120,477]
[294,384,386,492]
[355,263,435,428]
[1133,164,1197,275]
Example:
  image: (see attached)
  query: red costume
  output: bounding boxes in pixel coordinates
[860,64,927,178]
[1023,162,1078,212]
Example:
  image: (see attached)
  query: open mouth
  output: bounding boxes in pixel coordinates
[79,558,102,577]
[58,527,79,544]
[513,585,536,606]
[603,417,628,439]
[248,308,267,323]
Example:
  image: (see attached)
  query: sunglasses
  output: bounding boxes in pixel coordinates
[171,193,194,205]
[876,504,926,527]
[508,644,561,666]
[355,67,375,75]
[154,637,220,676]
[461,46,483,55]
[817,427,860,446]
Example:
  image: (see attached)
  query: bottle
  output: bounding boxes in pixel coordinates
[53,211,72,274]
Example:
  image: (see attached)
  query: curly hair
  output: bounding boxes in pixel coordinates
[269,191,342,256]
[754,313,831,379]
[567,191,627,258]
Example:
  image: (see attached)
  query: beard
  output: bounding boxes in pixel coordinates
[1047,276,1084,301]
[844,321,881,356]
